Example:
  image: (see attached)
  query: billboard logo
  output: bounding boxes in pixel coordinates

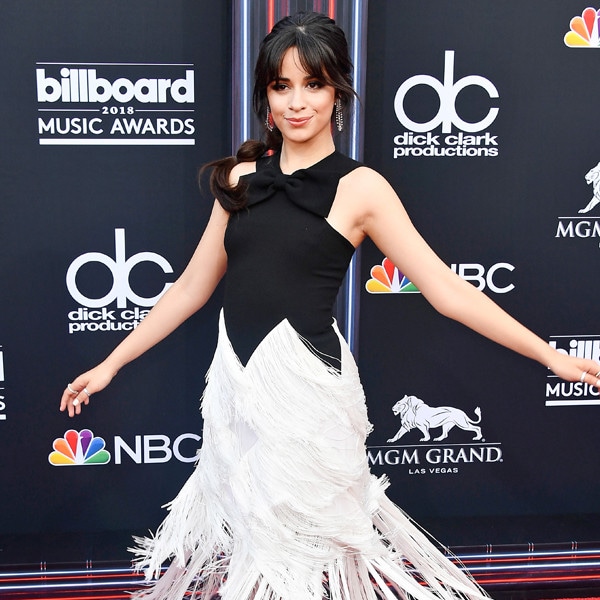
[66,229,174,334]
[546,336,600,406]
[36,62,196,145]
[49,429,111,466]
[366,257,515,294]
[564,7,600,47]
[0,347,5,422]
[392,51,499,159]
[37,68,194,104]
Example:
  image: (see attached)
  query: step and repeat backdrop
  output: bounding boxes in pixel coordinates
[360,1,600,543]
[0,1,230,560]
[1,0,600,564]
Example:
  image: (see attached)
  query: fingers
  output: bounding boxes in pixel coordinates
[549,356,600,390]
[576,364,600,389]
[60,381,92,418]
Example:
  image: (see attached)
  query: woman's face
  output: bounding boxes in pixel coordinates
[266,46,336,147]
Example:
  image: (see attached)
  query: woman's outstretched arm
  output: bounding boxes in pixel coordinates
[60,200,229,416]
[339,167,600,386]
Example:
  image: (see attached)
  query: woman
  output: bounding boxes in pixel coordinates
[60,12,600,600]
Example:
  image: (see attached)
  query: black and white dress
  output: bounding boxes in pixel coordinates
[131,151,487,600]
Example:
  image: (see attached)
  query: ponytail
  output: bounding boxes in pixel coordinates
[202,134,281,213]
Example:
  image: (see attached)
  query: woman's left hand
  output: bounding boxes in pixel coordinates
[548,353,600,389]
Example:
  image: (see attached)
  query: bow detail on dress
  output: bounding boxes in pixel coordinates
[245,165,342,218]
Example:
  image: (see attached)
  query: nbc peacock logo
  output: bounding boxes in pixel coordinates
[366,257,419,294]
[48,429,111,466]
[564,7,600,47]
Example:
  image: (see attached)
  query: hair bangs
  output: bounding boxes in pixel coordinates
[291,34,337,83]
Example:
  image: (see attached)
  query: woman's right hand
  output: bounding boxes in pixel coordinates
[60,362,117,417]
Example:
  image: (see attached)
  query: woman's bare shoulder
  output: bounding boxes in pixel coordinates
[341,165,397,200]
[229,161,257,186]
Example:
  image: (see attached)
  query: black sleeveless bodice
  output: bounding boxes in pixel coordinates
[223,150,361,368]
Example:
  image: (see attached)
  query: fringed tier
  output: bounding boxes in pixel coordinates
[130,311,488,600]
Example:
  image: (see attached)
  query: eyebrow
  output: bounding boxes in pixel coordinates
[273,74,320,82]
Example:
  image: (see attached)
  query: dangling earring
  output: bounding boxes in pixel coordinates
[335,99,343,132]
[265,106,274,132]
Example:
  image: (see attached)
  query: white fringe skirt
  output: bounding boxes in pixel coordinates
[131,312,488,600]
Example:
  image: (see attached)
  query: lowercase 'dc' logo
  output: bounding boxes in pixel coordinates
[564,7,600,47]
[392,51,500,159]
[49,429,111,466]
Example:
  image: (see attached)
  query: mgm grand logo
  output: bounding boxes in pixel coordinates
[367,395,502,475]
[555,161,600,248]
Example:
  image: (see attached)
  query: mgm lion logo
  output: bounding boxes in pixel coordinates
[387,395,483,443]
[578,161,600,214]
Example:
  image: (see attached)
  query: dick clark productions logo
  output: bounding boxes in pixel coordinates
[392,50,499,158]
[66,228,174,334]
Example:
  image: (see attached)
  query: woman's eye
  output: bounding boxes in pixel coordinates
[307,80,323,89]
[272,83,287,91]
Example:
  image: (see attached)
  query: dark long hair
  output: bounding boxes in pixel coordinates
[206,12,355,212]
